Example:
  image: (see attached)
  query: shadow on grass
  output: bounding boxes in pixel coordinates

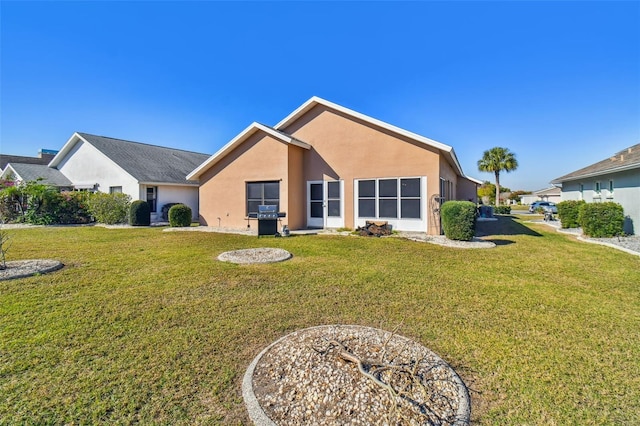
[476,215,542,245]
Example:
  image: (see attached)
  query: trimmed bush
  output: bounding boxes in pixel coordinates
[441,201,476,241]
[578,202,624,238]
[168,204,192,227]
[129,200,151,226]
[493,205,511,214]
[86,192,131,224]
[557,200,585,229]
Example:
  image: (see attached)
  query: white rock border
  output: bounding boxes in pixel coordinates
[243,324,471,425]
[217,248,292,264]
[0,259,64,281]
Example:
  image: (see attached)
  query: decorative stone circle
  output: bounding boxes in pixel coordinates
[243,325,471,425]
[0,259,64,281]
[217,248,292,264]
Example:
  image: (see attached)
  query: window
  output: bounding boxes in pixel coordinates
[608,180,614,193]
[327,181,341,217]
[595,181,601,194]
[246,181,280,215]
[146,186,157,212]
[109,186,122,194]
[357,177,421,219]
[400,178,421,218]
[358,180,376,217]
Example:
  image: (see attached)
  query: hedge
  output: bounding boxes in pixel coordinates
[578,202,624,238]
[168,204,192,227]
[441,201,476,241]
[129,200,151,226]
[556,200,585,229]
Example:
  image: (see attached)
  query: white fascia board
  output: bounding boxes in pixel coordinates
[139,181,200,187]
[1,164,21,181]
[275,96,465,176]
[186,122,310,180]
[550,163,640,184]
[463,175,484,185]
[48,132,82,168]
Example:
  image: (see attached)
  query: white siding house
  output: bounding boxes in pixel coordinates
[551,143,640,235]
[49,132,210,222]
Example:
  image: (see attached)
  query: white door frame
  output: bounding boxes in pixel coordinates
[307,180,344,228]
[307,181,324,228]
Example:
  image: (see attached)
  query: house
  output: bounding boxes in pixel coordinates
[48,132,210,222]
[1,163,72,188]
[520,187,561,205]
[187,97,481,235]
[0,149,58,170]
[551,143,640,234]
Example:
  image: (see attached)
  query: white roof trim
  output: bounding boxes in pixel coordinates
[275,96,467,177]
[48,132,83,168]
[187,122,311,180]
[550,162,640,184]
[1,164,21,181]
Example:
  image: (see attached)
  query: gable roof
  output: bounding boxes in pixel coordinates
[50,132,211,185]
[188,97,480,183]
[551,143,640,184]
[186,122,311,180]
[275,96,471,179]
[2,163,72,187]
[534,186,561,196]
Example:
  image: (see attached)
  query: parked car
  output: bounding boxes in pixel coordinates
[529,201,558,214]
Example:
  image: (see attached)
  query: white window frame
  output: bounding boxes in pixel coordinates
[354,176,427,232]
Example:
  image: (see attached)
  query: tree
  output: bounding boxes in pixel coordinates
[477,147,519,206]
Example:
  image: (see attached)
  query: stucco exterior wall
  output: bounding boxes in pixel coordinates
[282,105,444,233]
[560,169,640,234]
[197,132,291,229]
[457,178,478,203]
[55,139,139,196]
[151,185,200,221]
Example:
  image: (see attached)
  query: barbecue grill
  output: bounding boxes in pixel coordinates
[256,205,285,236]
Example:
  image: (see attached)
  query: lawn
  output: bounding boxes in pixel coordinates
[1,218,639,425]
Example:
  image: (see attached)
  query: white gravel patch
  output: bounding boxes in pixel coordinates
[0,259,64,281]
[218,248,292,264]
[244,325,470,426]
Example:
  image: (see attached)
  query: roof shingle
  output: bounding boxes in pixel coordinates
[551,143,640,183]
[77,133,210,185]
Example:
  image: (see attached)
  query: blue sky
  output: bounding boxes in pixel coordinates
[1,1,638,191]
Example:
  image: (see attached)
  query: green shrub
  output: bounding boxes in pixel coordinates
[441,201,476,241]
[557,200,585,229]
[493,205,511,214]
[168,204,192,227]
[129,200,151,226]
[578,202,624,238]
[86,192,131,224]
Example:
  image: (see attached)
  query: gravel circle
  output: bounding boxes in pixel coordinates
[217,248,292,264]
[244,325,470,425]
[0,259,64,281]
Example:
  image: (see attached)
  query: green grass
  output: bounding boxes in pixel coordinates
[1,219,639,424]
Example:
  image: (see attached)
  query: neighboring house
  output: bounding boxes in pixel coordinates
[520,187,561,205]
[188,97,481,235]
[48,132,210,222]
[0,149,58,170]
[551,143,640,235]
[1,163,72,189]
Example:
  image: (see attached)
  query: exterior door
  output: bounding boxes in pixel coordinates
[307,180,344,228]
[307,181,324,228]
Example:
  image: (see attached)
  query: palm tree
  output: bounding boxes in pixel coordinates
[477,147,518,206]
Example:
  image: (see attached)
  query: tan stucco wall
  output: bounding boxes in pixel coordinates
[197,131,291,229]
[197,104,473,235]
[287,145,306,230]
[457,178,478,203]
[283,105,445,233]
